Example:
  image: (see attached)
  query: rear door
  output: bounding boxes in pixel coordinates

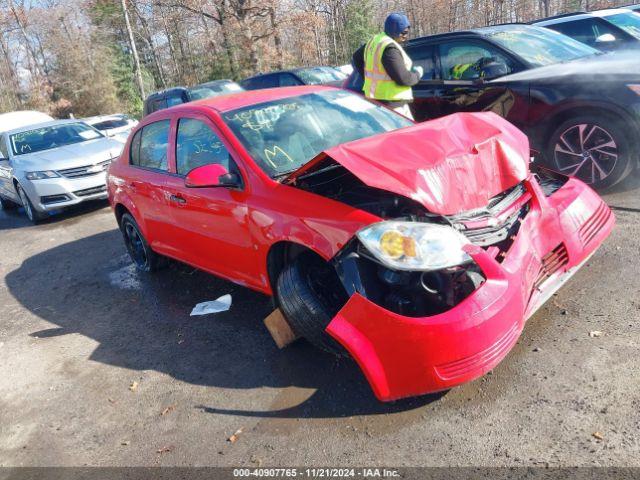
[162,114,260,287]
[125,119,175,252]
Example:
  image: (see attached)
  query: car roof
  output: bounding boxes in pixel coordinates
[3,119,90,136]
[145,87,188,100]
[533,8,635,25]
[406,23,540,46]
[83,114,127,123]
[165,85,336,114]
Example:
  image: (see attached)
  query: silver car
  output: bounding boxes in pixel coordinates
[0,120,123,223]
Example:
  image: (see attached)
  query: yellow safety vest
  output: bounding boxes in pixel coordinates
[363,33,413,101]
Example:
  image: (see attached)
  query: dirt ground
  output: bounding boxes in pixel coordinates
[1,177,639,468]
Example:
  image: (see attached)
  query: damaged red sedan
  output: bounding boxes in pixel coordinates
[107,86,613,401]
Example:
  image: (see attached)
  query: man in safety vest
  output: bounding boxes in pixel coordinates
[352,13,423,119]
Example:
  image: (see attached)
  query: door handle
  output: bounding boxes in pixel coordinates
[169,194,186,205]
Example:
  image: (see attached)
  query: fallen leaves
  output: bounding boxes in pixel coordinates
[228,428,243,443]
[589,331,604,338]
[129,381,139,392]
[160,404,177,416]
[121,441,130,446]
[157,445,174,454]
[592,432,604,441]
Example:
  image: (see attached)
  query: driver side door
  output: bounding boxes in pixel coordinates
[0,134,18,203]
[435,40,520,121]
[162,115,261,288]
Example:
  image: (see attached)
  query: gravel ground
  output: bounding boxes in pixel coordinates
[0,177,639,468]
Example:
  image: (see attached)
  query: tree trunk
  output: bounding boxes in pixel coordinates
[121,0,146,99]
[270,6,284,69]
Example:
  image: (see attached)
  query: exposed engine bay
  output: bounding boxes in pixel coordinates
[293,159,567,317]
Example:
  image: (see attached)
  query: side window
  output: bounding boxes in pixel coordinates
[551,19,600,46]
[130,120,170,170]
[278,73,302,87]
[406,45,436,80]
[166,95,184,107]
[439,42,513,80]
[259,75,279,89]
[152,99,167,113]
[176,118,237,176]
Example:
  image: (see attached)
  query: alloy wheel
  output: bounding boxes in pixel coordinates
[553,124,618,185]
[17,186,34,222]
[124,222,148,267]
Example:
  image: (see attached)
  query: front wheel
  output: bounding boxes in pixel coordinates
[119,213,165,272]
[16,183,46,224]
[275,252,348,356]
[546,114,634,190]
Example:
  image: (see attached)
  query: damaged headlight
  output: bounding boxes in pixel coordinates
[357,221,472,271]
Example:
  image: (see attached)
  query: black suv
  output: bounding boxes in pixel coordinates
[532,9,640,51]
[240,67,346,90]
[347,24,640,188]
[143,80,244,116]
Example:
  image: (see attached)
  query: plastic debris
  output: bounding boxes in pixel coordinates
[228,428,243,443]
[592,432,604,440]
[589,331,603,338]
[190,295,232,316]
[129,381,139,392]
[160,404,176,416]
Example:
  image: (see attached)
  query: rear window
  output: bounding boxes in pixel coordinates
[91,119,130,131]
[130,120,170,171]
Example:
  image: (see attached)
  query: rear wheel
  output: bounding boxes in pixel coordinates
[119,213,164,272]
[16,183,46,224]
[275,253,348,356]
[546,114,634,190]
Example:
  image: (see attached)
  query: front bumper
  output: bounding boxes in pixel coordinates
[22,172,109,213]
[326,175,614,401]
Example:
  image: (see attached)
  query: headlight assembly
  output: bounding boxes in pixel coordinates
[357,221,472,271]
[26,170,60,180]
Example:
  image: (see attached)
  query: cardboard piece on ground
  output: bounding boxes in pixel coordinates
[264,309,299,349]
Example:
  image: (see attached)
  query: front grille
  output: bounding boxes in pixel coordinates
[41,194,70,204]
[447,183,529,248]
[74,185,107,197]
[533,243,569,290]
[58,159,111,178]
[579,201,612,247]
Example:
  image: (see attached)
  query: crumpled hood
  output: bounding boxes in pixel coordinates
[13,137,123,171]
[286,112,530,216]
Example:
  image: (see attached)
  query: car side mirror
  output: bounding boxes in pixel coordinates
[595,33,616,43]
[184,163,241,189]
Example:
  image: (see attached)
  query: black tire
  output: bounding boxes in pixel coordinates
[16,183,47,224]
[275,252,348,356]
[119,213,164,272]
[0,196,17,210]
[545,113,634,190]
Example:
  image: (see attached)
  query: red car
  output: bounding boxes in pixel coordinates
[107,86,613,402]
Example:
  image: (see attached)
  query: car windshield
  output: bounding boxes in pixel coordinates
[295,67,347,85]
[10,123,103,156]
[188,82,244,100]
[605,12,640,39]
[223,90,413,177]
[486,26,600,67]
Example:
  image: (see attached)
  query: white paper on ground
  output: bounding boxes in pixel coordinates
[190,294,232,316]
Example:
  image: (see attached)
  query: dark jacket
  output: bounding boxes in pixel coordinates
[352,41,420,106]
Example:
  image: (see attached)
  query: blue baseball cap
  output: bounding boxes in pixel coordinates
[384,13,410,37]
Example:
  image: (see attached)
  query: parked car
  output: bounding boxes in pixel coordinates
[532,8,640,51]
[0,120,123,223]
[107,86,612,401]
[345,24,640,189]
[143,80,244,116]
[240,67,347,90]
[83,114,138,142]
[0,111,53,134]
[625,4,640,13]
